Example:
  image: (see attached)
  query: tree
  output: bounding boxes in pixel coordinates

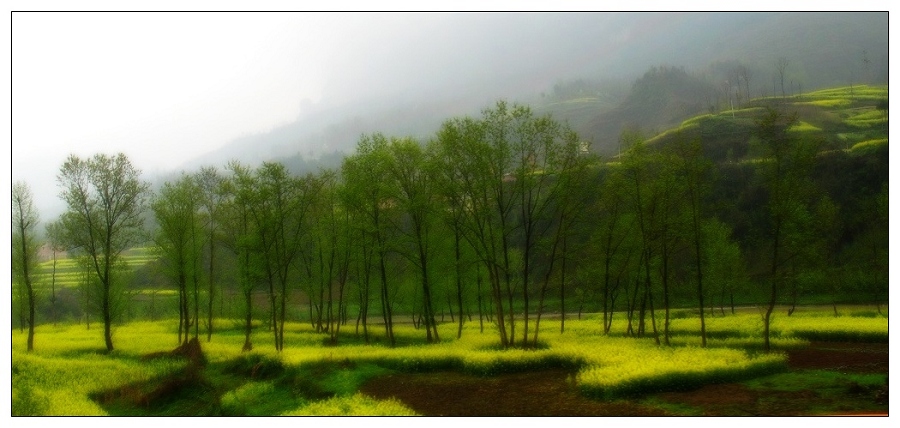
[13,181,40,352]
[431,135,482,339]
[753,108,819,352]
[221,161,261,351]
[531,126,592,342]
[735,64,753,106]
[342,134,399,347]
[57,153,149,352]
[673,137,713,347]
[619,134,665,345]
[151,174,205,345]
[587,167,638,335]
[775,57,790,101]
[702,219,744,317]
[436,114,512,347]
[434,100,588,348]
[506,105,583,345]
[309,169,353,344]
[239,162,316,352]
[386,137,442,343]
[811,196,843,316]
[45,220,66,325]
[196,166,227,342]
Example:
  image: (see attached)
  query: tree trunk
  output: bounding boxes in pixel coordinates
[207,238,215,342]
[242,287,253,352]
[454,229,464,339]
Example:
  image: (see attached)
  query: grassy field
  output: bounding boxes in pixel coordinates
[11,308,887,416]
[34,246,159,291]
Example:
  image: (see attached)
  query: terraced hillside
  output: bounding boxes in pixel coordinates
[643,85,888,162]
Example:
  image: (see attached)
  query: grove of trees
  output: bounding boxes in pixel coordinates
[15,100,888,353]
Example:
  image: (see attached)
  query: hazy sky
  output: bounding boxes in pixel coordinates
[13,13,346,214]
[8,8,892,221]
[9,11,635,218]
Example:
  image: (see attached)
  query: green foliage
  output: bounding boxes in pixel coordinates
[219,381,286,416]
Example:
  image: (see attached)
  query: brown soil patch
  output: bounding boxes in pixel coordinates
[360,369,669,416]
[787,341,889,373]
[360,342,889,416]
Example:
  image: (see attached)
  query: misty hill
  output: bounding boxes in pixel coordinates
[634,84,888,249]
[642,84,888,161]
[180,12,886,172]
[577,66,715,154]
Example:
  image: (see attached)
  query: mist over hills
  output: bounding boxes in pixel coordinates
[180,12,887,173]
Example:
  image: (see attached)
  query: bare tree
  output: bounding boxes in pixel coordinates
[737,65,753,104]
[775,57,790,101]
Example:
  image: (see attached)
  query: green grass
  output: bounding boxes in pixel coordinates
[741,370,888,415]
[803,85,887,100]
[34,245,163,291]
[281,394,418,416]
[849,138,887,154]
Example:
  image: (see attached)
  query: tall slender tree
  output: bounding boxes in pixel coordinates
[775,57,790,101]
[673,137,713,346]
[13,181,41,352]
[151,174,205,345]
[387,137,442,342]
[45,220,66,326]
[342,134,398,347]
[222,161,262,351]
[196,166,227,342]
[436,114,513,347]
[754,108,819,352]
[246,162,317,352]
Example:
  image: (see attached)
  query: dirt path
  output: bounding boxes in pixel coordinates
[360,342,889,416]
